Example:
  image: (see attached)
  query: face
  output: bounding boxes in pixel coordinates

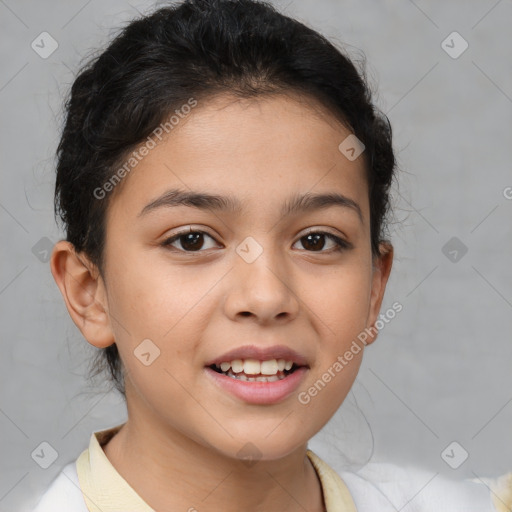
[55,92,392,461]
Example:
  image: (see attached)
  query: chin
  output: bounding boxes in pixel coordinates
[208,427,311,464]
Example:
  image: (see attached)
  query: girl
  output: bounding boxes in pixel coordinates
[33,0,511,510]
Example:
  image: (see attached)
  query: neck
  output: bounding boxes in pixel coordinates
[102,403,325,512]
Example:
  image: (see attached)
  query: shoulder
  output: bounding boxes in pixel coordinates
[338,461,507,512]
[32,461,89,512]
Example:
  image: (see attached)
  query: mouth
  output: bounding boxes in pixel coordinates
[204,361,309,405]
[208,358,304,383]
[203,344,310,404]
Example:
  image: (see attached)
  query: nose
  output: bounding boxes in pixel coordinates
[223,244,300,325]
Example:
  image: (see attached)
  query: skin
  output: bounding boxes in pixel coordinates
[51,92,393,512]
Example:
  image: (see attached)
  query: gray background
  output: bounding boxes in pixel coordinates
[1,0,511,510]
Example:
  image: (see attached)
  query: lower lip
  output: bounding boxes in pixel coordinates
[204,366,308,405]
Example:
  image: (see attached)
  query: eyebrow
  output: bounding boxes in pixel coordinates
[138,188,363,223]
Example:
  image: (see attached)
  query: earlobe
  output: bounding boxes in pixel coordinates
[50,240,114,348]
[365,242,394,346]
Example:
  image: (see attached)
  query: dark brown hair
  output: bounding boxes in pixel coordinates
[55,0,397,397]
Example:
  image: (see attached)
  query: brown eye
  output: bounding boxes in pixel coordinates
[161,230,219,252]
[294,231,350,253]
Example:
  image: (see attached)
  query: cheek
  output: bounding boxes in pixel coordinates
[105,250,218,380]
[305,261,372,340]
[107,247,209,338]
[299,264,371,408]
[299,352,362,417]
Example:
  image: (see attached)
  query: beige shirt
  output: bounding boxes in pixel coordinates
[76,423,357,512]
[33,422,511,511]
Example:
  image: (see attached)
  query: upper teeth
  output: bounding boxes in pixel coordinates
[217,359,294,375]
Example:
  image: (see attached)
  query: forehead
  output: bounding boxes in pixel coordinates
[106,92,369,223]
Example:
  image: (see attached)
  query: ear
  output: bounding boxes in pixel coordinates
[50,240,114,348]
[365,242,394,346]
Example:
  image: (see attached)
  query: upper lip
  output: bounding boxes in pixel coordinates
[205,344,310,367]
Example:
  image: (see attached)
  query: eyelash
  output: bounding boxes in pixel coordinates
[160,228,351,254]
